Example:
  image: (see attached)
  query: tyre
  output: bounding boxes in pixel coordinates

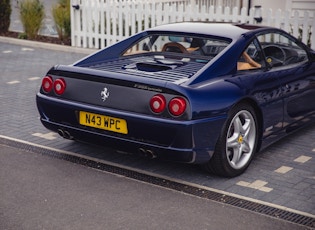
[205,103,259,177]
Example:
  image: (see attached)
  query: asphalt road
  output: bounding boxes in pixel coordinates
[0,144,307,230]
[0,38,314,229]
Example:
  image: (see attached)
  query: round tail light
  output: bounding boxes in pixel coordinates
[150,94,166,113]
[53,78,66,95]
[41,76,53,93]
[168,97,186,116]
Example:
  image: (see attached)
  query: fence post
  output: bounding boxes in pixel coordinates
[274,9,282,29]
[208,5,214,21]
[70,0,82,47]
[301,11,309,45]
[231,6,238,22]
[200,2,207,21]
[292,11,299,39]
[239,7,247,23]
[282,10,290,32]
[312,12,315,49]
[100,0,105,49]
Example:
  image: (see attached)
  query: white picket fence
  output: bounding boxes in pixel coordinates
[70,0,315,50]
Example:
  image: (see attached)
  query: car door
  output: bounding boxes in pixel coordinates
[235,39,284,141]
[257,31,315,132]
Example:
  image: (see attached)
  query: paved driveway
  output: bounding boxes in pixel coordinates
[0,39,314,225]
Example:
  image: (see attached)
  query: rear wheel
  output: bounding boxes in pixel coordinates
[205,103,259,177]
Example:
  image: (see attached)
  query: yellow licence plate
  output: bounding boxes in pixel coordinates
[79,111,128,134]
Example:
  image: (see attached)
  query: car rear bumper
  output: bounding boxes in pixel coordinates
[36,93,226,164]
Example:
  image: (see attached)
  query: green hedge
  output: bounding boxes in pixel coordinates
[19,0,45,39]
[0,0,11,33]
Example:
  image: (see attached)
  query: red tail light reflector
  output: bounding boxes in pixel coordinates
[169,97,186,116]
[41,76,53,93]
[150,94,166,113]
[53,78,66,95]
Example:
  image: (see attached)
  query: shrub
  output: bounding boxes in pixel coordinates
[52,0,71,42]
[0,0,11,33]
[19,0,45,39]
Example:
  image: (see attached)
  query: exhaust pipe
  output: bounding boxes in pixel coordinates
[57,129,65,137]
[63,130,74,140]
[146,150,157,159]
[138,148,157,159]
[57,129,74,140]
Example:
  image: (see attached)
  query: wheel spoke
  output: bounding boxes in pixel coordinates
[227,134,239,148]
[242,118,251,135]
[231,146,242,165]
[242,141,251,153]
[242,118,254,153]
[233,116,242,134]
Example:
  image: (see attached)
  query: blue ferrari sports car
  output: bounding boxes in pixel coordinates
[36,22,315,177]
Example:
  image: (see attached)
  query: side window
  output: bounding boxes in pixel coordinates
[257,32,308,67]
[237,40,263,71]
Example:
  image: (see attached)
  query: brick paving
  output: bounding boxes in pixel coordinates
[0,39,314,216]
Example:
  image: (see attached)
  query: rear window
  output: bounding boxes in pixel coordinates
[123,34,231,59]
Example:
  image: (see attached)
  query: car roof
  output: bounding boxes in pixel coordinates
[147,22,272,40]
